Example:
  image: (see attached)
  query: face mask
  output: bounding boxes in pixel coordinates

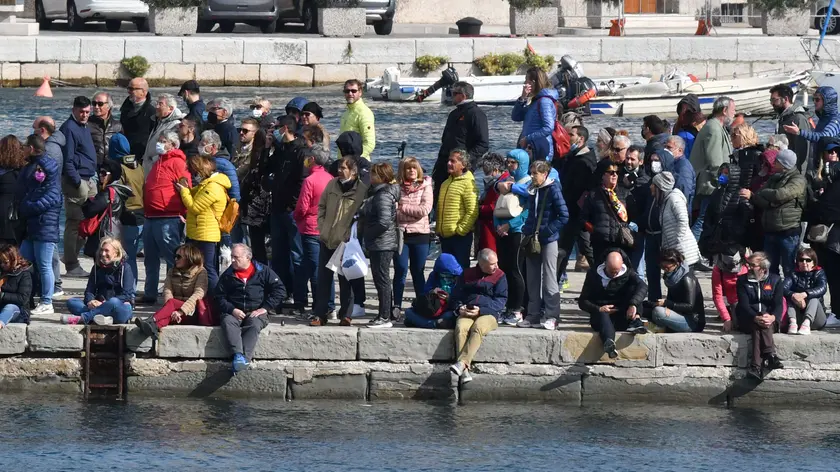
[155,142,167,155]
[272,129,282,142]
[718,174,729,186]
[251,109,263,119]
[34,170,45,183]
[758,167,768,177]
[206,111,219,124]
[624,165,637,174]
[201,111,209,122]
[199,145,213,158]
[339,177,354,185]
[650,161,662,174]
[569,142,580,154]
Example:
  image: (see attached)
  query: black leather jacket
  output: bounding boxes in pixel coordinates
[663,269,706,332]
[783,268,827,303]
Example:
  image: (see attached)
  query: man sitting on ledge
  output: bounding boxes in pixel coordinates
[579,249,648,359]
[449,249,508,385]
[216,244,285,374]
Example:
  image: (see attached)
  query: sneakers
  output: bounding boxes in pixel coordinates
[367,317,393,328]
[826,312,840,327]
[502,311,523,326]
[787,322,798,335]
[339,317,352,326]
[560,277,570,291]
[450,361,466,377]
[327,310,338,321]
[461,370,473,384]
[516,316,540,328]
[575,258,590,272]
[626,318,648,335]
[64,266,89,278]
[604,338,619,359]
[52,290,65,298]
[60,314,81,325]
[292,309,313,321]
[93,315,113,326]
[232,353,249,373]
[351,304,366,318]
[765,355,784,371]
[746,365,763,380]
[799,319,812,335]
[693,258,713,272]
[540,317,557,330]
[31,303,55,316]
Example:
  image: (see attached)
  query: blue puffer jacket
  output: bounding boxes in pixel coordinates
[213,149,241,201]
[493,149,531,233]
[672,157,696,212]
[84,260,136,305]
[512,88,559,161]
[510,166,558,197]
[800,86,840,143]
[18,154,62,243]
[522,177,569,244]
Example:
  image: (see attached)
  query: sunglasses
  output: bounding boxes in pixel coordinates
[343,89,360,94]
[92,101,108,107]
[174,254,183,261]
[238,128,256,134]
[605,170,618,176]
[798,258,813,263]
[99,170,111,176]
[249,104,263,110]
[612,147,627,152]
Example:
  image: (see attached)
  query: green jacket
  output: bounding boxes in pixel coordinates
[340,99,376,159]
[751,168,806,233]
[689,118,732,197]
[317,177,370,250]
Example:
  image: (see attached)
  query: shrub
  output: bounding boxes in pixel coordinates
[474,53,525,76]
[524,47,554,72]
[121,56,150,78]
[751,0,819,18]
[414,55,448,73]
[507,0,552,10]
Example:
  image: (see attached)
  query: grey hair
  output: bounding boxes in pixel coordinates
[480,152,505,175]
[747,251,770,272]
[612,135,631,148]
[157,93,178,109]
[200,130,222,149]
[450,148,470,168]
[160,130,180,149]
[452,81,474,100]
[712,96,734,117]
[666,135,685,151]
[478,248,497,262]
[93,91,113,108]
[232,243,253,260]
[769,134,789,150]
[209,97,234,117]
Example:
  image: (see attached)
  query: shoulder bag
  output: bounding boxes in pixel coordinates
[599,188,635,248]
[521,188,547,256]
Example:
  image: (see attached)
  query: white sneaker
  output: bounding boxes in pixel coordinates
[52,290,65,298]
[799,319,812,335]
[826,312,840,327]
[502,311,522,326]
[541,317,557,330]
[93,315,113,326]
[351,304,366,318]
[31,303,54,315]
[449,361,466,377]
[461,370,473,384]
[328,310,338,321]
[787,322,798,335]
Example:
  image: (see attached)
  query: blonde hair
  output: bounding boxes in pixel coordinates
[397,157,424,183]
[732,123,759,147]
[529,160,552,174]
[99,237,125,260]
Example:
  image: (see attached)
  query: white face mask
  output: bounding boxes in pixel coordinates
[155,142,167,155]
[251,108,263,119]
[651,161,662,174]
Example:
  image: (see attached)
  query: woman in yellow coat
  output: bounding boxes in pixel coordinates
[177,155,231,291]
[436,149,479,270]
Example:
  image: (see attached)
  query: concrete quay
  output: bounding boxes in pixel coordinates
[0,35,821,88]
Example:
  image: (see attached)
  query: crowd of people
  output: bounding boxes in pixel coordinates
[0,69,838,381]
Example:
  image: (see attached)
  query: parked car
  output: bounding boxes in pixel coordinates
[199,0,396,35]
[816,0,840,35]
[35,0,149,32]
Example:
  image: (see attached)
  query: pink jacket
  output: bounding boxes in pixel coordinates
[397,176,433,235]
[294,166,332,236]
[712,265,747,322]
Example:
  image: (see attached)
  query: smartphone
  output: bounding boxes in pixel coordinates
[467,304,477,311]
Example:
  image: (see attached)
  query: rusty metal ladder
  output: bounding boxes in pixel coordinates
[83,325,126,400]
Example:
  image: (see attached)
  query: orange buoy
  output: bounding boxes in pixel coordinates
[608,19,625,37]
[695,19,711,35]
[35,76,53,98]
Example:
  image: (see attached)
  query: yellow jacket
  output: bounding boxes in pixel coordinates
[179,172,232,243]
[436,171,478,238]
[340,98,375,159]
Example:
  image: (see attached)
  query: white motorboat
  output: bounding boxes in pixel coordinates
[365,67,651,103]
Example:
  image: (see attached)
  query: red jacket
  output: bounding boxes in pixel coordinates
[477,171,509,252]
[712,265,747,322]
[294,165,332,236]
[144,148,192,218]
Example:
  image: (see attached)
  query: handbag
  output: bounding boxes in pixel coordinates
[341,222,368,280]
[79,188,115,239]
[494,176,530,219]
[600,189,635,248]
[808,223,835,244]
[521,189,547,256]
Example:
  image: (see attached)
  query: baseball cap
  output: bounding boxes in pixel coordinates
[178,80,200,97]
[826,142,840,151]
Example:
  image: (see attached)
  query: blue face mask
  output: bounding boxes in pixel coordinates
[273,129,283,142]
[569,142,580,153]
[201,111,209,122]
[718,174,729,186]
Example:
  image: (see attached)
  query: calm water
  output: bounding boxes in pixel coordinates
[0,395,838,471]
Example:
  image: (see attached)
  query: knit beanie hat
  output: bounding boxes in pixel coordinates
[652,171,675,192]
[776,149,797,170]
[108,133,131,160]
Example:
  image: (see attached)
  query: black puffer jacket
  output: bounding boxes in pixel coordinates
[359,182,400,252]
[215,262,286,314]
[0,168,21,244]
[119,95,156,159]
[89,115,123,165]
[663,267,706,332]
[783,268,827,304]
[699,163,753,258]
[736,273,784,325]
[270,137,307,213]
[0,265,33,323]
[559,146,597,217]
[581,185,636,248]
[732,145,764,189]
[809,161,840,225]
[578,251,648,313]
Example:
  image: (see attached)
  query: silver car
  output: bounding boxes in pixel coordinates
[35,0,148,31]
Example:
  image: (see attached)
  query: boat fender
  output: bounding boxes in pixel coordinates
[568,88,597,109]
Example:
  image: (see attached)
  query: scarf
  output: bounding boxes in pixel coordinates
[604,187,627,222]
[234,263,256,283]
[401,179,423,195]
[663,263,690,288]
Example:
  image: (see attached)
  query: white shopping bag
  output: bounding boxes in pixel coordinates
[341,223,368,280]
[325,241,346,274]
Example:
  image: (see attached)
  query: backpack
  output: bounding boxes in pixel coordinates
[219,193,240,234]
[538,96,571,158]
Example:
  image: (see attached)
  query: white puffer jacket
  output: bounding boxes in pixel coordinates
[660,188,700,265]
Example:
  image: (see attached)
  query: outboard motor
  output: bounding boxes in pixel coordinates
[555,55,598,111]
[416,66,459,102]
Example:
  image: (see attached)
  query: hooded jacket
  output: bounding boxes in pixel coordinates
[423,253,463,294]
[512,88,560,161]
[340,98,376,158]
[397,176,434,235]
[560,145,597,217]
[778,104,813,170]
[142,107,186,170]
[90,113,123,165]
[163,265,208,318]
[45,131,65,175]
[736,272,784,324]
[690,117,733,197]
[179,172,232,243]
[318,176,369,250]
[215,261,285,315]
[494,149,531,233]
[83,259,135,305]
[522,177,569,244]
[436,171,479,238]
[672,155,696,212]
[109,134,145,225]
[751,167,806,233]
[578,256,648,314]
[660,188,700,266]
[119,94,156,159]
[645,132,671,163]
[0,264,33,323]
[800,86,840,145]
[436,100,489,171]
[18,153,62,243]
[449,266,508,317]
[286,97,309,114]
[662,265,706,332]
[270,137,307,212]
[294,165,332,236]
[699,164,752,258]
[144,148,192,218]
[59,115,97,187]
[675,94,702,157]
[359,182,400,252]
[783,267,827,306]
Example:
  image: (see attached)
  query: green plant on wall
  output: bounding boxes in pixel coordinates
[474,53,525,76]
[507,0,552,11]
[524,48,554,72]
[750,0,818,18]
[414,55,448,73]
[121,56,150,78]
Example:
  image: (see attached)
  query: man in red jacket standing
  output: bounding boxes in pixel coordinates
[140,130,191,304]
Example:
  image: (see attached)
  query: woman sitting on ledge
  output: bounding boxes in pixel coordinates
[135,243,211,339]
[784,248,828,335]
[0,244,33,328]
[61,238,135,326]
[650,248,705,333]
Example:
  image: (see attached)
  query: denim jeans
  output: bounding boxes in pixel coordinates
[296,235,334,311]
[314,242,365,320]
[121,224,142,290]
[67,297,134,324]
[0,305,23,325]
[187,239,219,292]
[651,306,693,332]
[440,233,473,271]
[630,233,646,280]
[765,231,799,277]
[143,218,184,301]
[404,307,456,329]
[270,211,302,303]
[690,196,711,241]
[392,242,430,308]
[21,239,55,305]
[51,250,62,292]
